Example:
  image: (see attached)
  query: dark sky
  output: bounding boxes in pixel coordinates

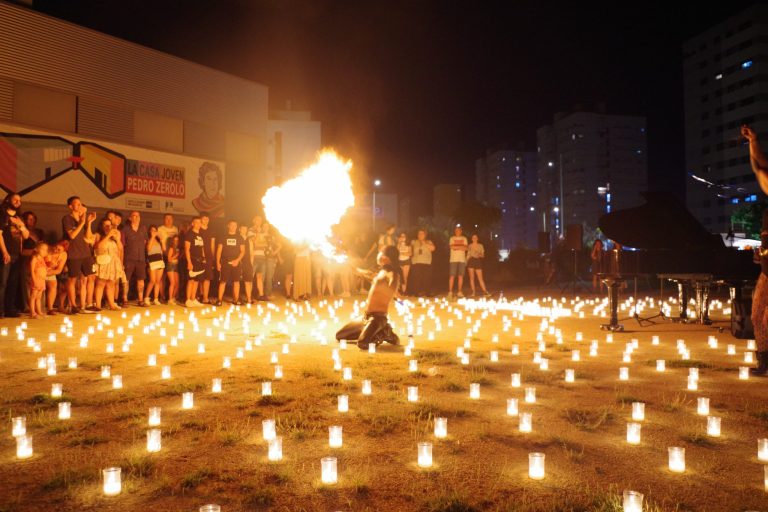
[34,0,757,214]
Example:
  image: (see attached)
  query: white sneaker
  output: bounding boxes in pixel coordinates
[185,299,196,308]
[153,299,161,306]
[168,299,177,306]
[192,300,203,307]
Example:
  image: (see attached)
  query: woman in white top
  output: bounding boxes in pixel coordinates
[396,232,412,294]
[467,234,490,297]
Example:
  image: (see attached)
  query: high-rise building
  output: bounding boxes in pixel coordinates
[537,109,647,242]
[683,4,768,233]
[475,149,538,249]
[267,104,321,186]
[433,184,462,220]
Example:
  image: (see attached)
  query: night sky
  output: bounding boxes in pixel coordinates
[34,0,757,216]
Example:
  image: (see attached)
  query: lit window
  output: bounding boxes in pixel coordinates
[751,194,758,201]
[529,207,535,211]
[732,198,739,204]
[636,149,643,154]
[742,60,753,69]
[515,182,521,188]
[715,73,723,80]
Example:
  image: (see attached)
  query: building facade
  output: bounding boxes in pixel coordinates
[475,149,538,249]
[537,109,647,243]
[683,4,768,233]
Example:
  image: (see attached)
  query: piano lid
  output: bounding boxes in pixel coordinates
[598,191,724,251]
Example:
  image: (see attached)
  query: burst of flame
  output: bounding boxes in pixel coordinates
[262,149,354,261]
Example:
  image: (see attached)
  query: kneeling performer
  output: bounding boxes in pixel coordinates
[336,245,401,350]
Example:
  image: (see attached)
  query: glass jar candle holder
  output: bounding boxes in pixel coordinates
[16,434,33,459]
[102,467,121,496]
[262,382,272,396]
[368,344,376,354]
[511,373,521,388]
[564,369,575,383]
[343,367,353,380]
[182,392,194,409]
[51,383,63,398]
[622,490,644,512]
[631,402,645,421]
[528,452,545,480]
[506,398,519,417]
[262,419,276,441]
[656,360,666,372]
[668,447,685,473]
[329,426,343,448]
[222,356,231,369]
[519,412,532,433]
[337,395,349,413]
[361,379,372,395]
[571,350,580,362]
[147,354,157,367]
[697,397,710,416]
[511,344,520,355]
[274,365,283,379]
[408,360,418,372]
[200,505,221,512]
[161,366,171,379]
[112,375,123,389]
[469,383,480,400]
[524,387,536,404]
[626,422,641,445]
[706,416,721,437]
[101,365,111,378]
[211,378,222,393]
[407,386,419,403]
[619,367,629,381]
[268,436,283,461]
[321,456,337,484]
[11,416,26,437]
[687,376,698,391]
[490,350,499,362]
[434,417,447,439]
[417,442,433,468]
[58,402,71,420]
[757,438,768,462]
[147,429,161,452]
[148,407,161,427]
[739,367,749,380]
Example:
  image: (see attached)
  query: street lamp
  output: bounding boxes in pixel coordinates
[372,179,381,232]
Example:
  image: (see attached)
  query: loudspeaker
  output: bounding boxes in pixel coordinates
[564,224,583,251]
[537,231,550,253]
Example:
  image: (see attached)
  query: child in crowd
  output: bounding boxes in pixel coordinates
[28,241,48,318]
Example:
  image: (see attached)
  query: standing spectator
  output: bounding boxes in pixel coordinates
[166,235,181,305]
[123,211,149,306]
[157,213,178,301]
[107,211,128,307]
[144,225,165,305]
[365,224,396,261]
[448,226,468,299]
[409,229,435,297]
[62,196,96,314]
[27,241,48,318]
[93,218,122,311]
[0,194,30,317]
[184,217,206,308]
[467,234,490,297]
[216,219,244,306]
[238,224,254,304]
[199,212,216,303]
[397,232,412,294]
[263,222,281,300]
[280,235,295,299]
[20,211,42,312]
[45,240,68,315]
[248,215,267,300]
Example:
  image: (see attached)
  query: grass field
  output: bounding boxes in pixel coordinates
[0,294,766,511]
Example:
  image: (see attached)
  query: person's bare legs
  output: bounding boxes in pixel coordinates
[86,274,96,307]
[283,274,292,298]
[457,275,464,296]
[202,280,210,303]
[401,265,410,294]
[256,274,265,298]
[244,280,253,303]
[94,278,106,309]
[105,281,117,308]
[46,280,57,313]
[468,268,476,296]
[66,277,78,310]
[78,276,87,310]
[187,279,199,303]
[476,269,488,294]
[168,272,178,303]
[448,275,455,296]
[232,282,240,304]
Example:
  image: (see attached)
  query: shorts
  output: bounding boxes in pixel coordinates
[253,256,266,275]
[220,261,242,283]
[467,257,483,270]
[399,258,412,266]
[449,261,466,277]
[124,260,147,281]
[189,260,206,282]
[166,262,179,273]
[149,260,166,271]
[68,257,95,278]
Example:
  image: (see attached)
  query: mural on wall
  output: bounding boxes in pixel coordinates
[0,125,225,217]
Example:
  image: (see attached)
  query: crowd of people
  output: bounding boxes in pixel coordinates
[0,194,493,319]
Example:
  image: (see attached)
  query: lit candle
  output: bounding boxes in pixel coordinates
[338,395,349,413]
[274,365,283,379]
[404,346,412,357]
[572,350,580,362]
[102,467,121,496]
[182,392,194,409]
[362,380,372,395]
[106,343,114,353]
[668,447,685,473]
[539,358,549,371]
[652,335,660,345]
[147,354,157,366]
[590,345,598,357]
[456,347,464,358]
[101,366,111,378]
[519,412,532,433]
[528,452,545,480]
[222,356,231,369]
[16,434,33,459]
[417,442,433,468]
[758,438,768,462]
[747,339,757,350]
[268,436,283,461]
[434,417,447,438]
[706,416,721,437]
[112,375,123,389]
[622,490,644,512]
[490,351,499,362]
[631,402,645,421]
[270,352,278,363]
[506,398,519,416]
[329,426,343,448]
[333,359,342,371]
[626,422,641,445]
[461,354,470,365]
[68,357,78,369]
[745,352,754,364]
[739,367,749,380]
[51,383,63,398]
[511,344,520,355]
[282,343,289,354]
[407,386,419,403]
[533,352,542,364]
[525,387,536,403]
[262,419,276,441]
[697,397,710,416]
[622,352,632,363]
[211,378,222,393]
[368,344,376,354]
[147,429,161,452]
[511,373,521,388]
[262,382,272,396]
[58,402,71,420]
[161,366,171,379]
[656,360,666,372]
[469,383,480,400]
[148,407,161,426]
[564,369,575,383]
[11,416,26,437]
[687,376,698,391]
[727,344,736,355]
[619,367,629,381]
[409,360,418,372]
[321,457,337,484]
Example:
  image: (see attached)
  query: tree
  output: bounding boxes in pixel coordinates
[731,201,767,239]
[451,201,502,235]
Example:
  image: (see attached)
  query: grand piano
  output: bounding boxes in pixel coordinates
[596,192,759,333]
